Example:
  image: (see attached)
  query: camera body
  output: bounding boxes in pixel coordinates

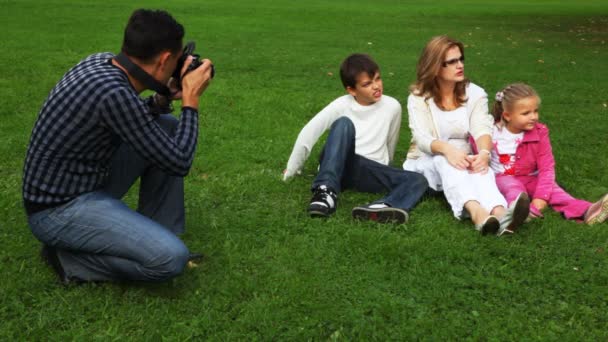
[173,41,215,89]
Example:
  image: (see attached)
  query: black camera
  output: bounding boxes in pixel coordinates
[172,41,215,89]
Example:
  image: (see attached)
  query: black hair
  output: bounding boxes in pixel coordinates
[121,9,184,63]
[339,53,380,89]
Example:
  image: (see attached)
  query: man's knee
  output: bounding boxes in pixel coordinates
[147,242,189,281]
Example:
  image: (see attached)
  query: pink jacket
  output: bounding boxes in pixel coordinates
[471,122,556,201]
[508,123,555,201]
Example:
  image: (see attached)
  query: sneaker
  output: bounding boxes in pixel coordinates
[584,193,608,225]
[475,215,500,235]
[526,210,543,223]
[498,192,530,236]
[352,203,409,224]
[308,185,337,218]
[187,252,204,268]
[40,245,70,285]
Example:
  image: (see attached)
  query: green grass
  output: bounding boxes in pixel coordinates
[2,0,608,339]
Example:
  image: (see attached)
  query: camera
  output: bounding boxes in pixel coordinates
[172,41,215,89]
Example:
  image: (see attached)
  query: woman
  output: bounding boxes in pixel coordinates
[404,35,529,235]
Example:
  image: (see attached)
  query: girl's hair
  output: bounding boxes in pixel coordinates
[410,35,469,110]
[491,83,541,122]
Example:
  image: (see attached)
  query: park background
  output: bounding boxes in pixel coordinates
[1,0,608,339]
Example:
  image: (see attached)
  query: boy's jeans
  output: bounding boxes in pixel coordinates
[27,114,190,282]
[312,117,428,211]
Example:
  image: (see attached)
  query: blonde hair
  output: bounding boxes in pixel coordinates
[491,83,541,123]
[410,35,469,109]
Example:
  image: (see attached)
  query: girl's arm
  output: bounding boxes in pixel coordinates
[532,125,556,201]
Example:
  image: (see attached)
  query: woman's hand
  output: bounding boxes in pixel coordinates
[467,151,490,174]
[444,145,470,170]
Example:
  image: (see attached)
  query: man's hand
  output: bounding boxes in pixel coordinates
[167,77,182,100]
[180,56,214,110]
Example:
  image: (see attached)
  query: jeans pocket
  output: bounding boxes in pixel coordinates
[28,210,61,244]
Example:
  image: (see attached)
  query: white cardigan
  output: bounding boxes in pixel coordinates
[405,82,493,160]
[403,83,494,190]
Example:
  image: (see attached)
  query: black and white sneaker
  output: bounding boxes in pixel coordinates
[308,185,338,218]
[352,203,409,224]
[475,215,500,235]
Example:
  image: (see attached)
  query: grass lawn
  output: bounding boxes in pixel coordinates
[2,0,608,339]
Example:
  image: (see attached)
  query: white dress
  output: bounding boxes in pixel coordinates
[404,101,507,218]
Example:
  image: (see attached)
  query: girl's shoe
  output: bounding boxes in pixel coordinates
[525,211,543,223]
[498,192,531,236]
[475,215,500,235]
[584,193,608,225]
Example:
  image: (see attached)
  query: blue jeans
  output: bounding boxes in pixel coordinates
[312,117,428,211]
[27,114,190,282]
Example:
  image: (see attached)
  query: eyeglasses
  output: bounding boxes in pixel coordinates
[442,55,465,67]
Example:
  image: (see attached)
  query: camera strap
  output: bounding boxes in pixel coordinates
[114,53,171,97]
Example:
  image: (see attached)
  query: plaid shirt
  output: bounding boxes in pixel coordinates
[23,53,199,206]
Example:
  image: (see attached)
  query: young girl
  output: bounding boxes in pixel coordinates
[490,83,608,225]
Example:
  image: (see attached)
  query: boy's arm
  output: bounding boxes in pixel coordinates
[283,98,342,180]
[532,125,556,201]
[386,101,402,162]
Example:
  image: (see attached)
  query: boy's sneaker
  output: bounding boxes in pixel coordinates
[498,192,530,236]
[475,215,500,235]
[308,185,337,218]
[352,203,409,224]
[584,193,608,225]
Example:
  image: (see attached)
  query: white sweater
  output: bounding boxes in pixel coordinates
[285,94,402,174]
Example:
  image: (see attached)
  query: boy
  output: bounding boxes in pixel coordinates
[283,54,428,224]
